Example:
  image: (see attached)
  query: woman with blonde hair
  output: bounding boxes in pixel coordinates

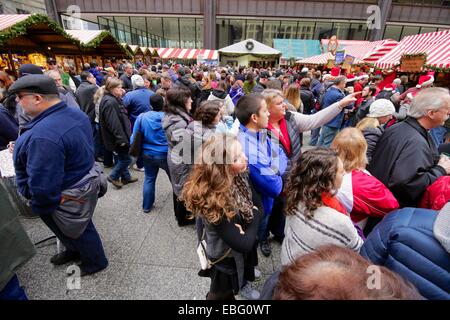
[284,84,302,112]
[331,128,399,233]
[181,133,262,300]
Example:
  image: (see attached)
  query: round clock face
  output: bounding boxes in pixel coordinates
[246,41,254,51]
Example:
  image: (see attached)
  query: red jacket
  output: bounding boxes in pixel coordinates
[337,170,400,223]
[419,176,450,210]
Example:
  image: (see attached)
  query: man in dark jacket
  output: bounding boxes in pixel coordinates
[75,71,98,123]
[252,71,270,94]
[173,67,201,113]
[10,75,108,276]
[119,63,134,92]
[300,78,315,115]
[99,85,137,188]
[369,88,450,207]
[355,85,377,124]
[318,76,347,147]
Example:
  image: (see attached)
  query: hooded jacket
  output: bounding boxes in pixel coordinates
[131,111,168,157]
[75,80,98,123]
[361,205,450,300]
[207,90,234,116]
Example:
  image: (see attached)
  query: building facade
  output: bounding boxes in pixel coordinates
[45,0,450,49]
[0,0,46,14]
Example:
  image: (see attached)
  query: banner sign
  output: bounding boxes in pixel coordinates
[335,50,345,65]
[400,53,427,72]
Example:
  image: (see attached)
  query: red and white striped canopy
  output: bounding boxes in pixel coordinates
[0,14,30,31]
[156,48,218,60]
[376,30,450,69]
[298,39,398,65]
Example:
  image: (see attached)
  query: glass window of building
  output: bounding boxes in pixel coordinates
[196,18,204,48]
[333,22,351,40]
[315,22,333,40]
[383,25,403,41]
[348,22,368,40]
[163,17,180,48]
[401,26,421,38]
[263,21,280,46]
[217,19,229,49]
[130,17,147,46]
[297,22,315,39]
[246,20,263,42]
[279,21,298,39]
[419,26,438,34]
[229,19,245,44]
[114,17,132,44]
[180,18,196,49]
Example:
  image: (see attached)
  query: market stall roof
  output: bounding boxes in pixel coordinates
[273,39,321,60]
[297,39,398,65]
[67,30,131,58]
[121,44,145,56]
[0,14,82,54]
[141,47,159,57]
[156,48,218,60]
[219,39,281,56]
[376,30,450,69]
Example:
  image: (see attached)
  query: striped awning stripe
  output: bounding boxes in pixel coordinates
[156,48,218,60]
[376,30,450,69]
[0,14,31,31]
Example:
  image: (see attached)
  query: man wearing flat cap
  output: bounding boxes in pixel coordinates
[10,74,108,276]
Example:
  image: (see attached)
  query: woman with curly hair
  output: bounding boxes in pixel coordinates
[181,133,262,300]
[280,147,364,267]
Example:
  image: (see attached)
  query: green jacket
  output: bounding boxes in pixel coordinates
[0,178,36,290]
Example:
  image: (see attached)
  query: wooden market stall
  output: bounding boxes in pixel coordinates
[67,30,132,72]
[141,47,159,65]
[0,14,83,76]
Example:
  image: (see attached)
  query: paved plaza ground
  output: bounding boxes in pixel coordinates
[16,133,313,300]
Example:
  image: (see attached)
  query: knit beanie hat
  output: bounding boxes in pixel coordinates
[367,99,396,118]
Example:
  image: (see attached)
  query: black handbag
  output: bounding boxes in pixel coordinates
[129,117,144,157]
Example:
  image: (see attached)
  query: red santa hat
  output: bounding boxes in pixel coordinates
[330,67,341,78]
[346,74,356,83]
[416,74,434,88]
[357,73,369,81]
[383,83,395,91]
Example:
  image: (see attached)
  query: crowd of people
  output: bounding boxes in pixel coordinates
[1,58,450,300]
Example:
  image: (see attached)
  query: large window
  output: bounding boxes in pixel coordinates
[130,17,147,47]
[333,22,351,40]
[401,26,421,38]
[163,17,180,47]
[383,25,403,41]
[297,22,315,39]
[217,19,229,49]
[348,23,368,40]
[196,19,204,48]
[229,19,245,44]
[114,17,132,44]
[279,21,298,39]
[315,22,333,40]
[146,17,163,47]
[263,21,280,46]
[246,20,263,42]
[180,18,196,49]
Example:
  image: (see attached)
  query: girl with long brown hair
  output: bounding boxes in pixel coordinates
[181,133,262,300]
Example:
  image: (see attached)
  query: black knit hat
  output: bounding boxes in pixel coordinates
[9,74,58,95]
[150,93,164,111]
[18,64,44,78]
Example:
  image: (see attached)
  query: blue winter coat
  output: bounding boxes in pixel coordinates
[322,86,345,128]
[123,87,154,128]
[361,207,450,300]
[131,111,168,157]
[88,67,103,87]
[13,101,94,216]
[238,124,288,216]
[0,105,18,150]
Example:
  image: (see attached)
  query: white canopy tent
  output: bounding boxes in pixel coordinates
[219,39,281,67]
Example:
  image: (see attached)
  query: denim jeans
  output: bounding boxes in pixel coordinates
[310,127,321,146]
[110,151,132,181]
[142,154,170,211]
[40,214,108,273]
[318,126,340,148]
